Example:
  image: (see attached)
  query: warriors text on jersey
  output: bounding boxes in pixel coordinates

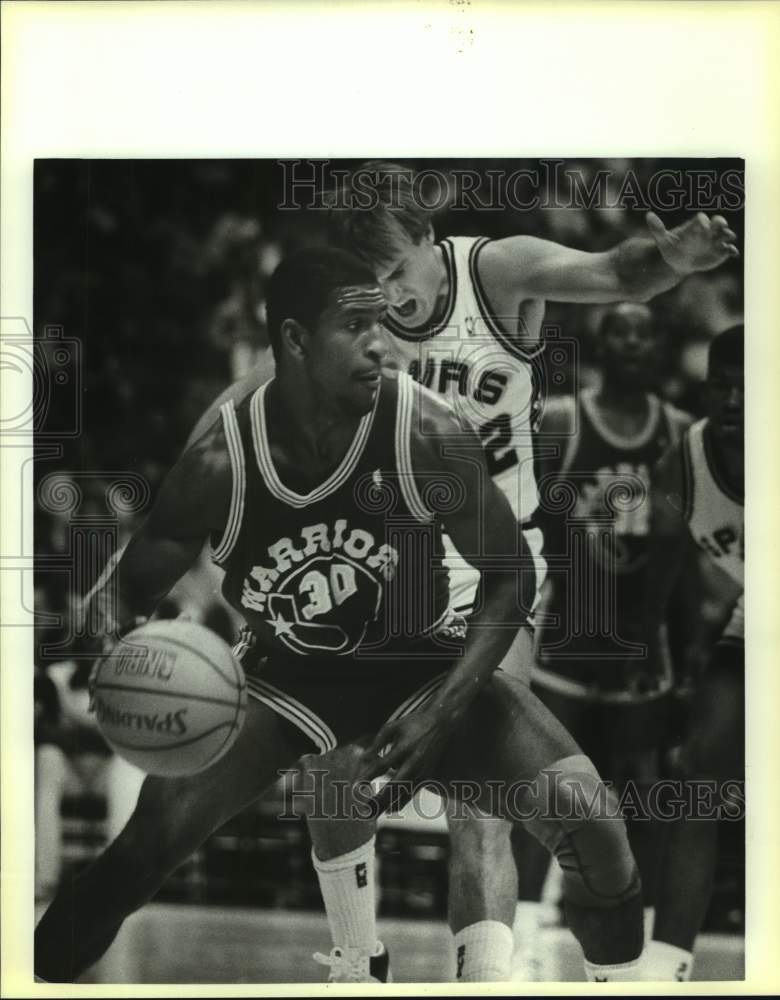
[209,372,452,666]
[534,389,690,700]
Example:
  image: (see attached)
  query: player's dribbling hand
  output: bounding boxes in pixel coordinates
[85,615,149,711]
[357,707,458,815]
[645,211,738,275]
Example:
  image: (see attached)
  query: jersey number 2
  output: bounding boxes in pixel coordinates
[479,414,518,476]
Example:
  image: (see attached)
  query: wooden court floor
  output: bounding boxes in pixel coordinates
[73,904,744,984]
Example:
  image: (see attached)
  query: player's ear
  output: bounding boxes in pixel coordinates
[280,318,311,362]
[422,223,435,246]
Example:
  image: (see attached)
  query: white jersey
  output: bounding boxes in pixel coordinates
[384,236,546,614]
[682,419,743,588]
[681,418,744,641]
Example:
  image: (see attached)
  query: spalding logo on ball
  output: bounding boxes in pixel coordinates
[92,619,247,777]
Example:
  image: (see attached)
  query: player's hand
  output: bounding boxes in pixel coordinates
[357,706,460,814]
[85,615,149,711]
[645,211,738,275]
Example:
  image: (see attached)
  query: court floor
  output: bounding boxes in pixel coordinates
[75,903,744,984]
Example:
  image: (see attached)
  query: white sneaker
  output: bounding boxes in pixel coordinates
[313,941,392,982]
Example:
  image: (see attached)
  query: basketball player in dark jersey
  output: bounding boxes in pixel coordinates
[640,326,744,981]
[294,161,739,981]
[512,302,693,975]
[35,248,646,984]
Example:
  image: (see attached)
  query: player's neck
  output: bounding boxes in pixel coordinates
[705,423,744,493]
[266,376,361,467]
[595,379,651,415]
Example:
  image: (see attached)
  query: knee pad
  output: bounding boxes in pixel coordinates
[519,754,640,909]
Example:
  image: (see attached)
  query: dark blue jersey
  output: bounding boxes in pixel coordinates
[211,372,452,665]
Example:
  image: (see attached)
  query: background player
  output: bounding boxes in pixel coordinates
[512,302,693,975]
[35,247,646,984]
[639,325,744,980]
[291,161,739,981]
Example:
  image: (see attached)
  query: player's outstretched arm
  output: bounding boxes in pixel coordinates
[478,212,738,307]
[359,388,522,790]
[85,420,233,642]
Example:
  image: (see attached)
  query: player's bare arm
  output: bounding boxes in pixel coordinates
[535,394,576,483]
[87,420,234,639]
[184,357,273,451]
[476,212,738,316]
[359,387,522,788]
[643,443,700,672]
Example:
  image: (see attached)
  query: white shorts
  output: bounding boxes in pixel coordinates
[443,525,547,624]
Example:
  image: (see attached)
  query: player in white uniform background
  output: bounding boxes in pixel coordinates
[639,325,744,981]
[303,161,739,982]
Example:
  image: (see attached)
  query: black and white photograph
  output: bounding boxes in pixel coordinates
[28,156,746,984]
[2,3,778,996]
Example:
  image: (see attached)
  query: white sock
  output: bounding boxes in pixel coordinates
[642,940,694,981]
[312,836,377,953]
[454,920,514,982]
[511,902,544,981]
[584,956,643,982]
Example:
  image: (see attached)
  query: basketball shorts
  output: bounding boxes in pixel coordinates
[232,628,463,755]
[444,525,547,621]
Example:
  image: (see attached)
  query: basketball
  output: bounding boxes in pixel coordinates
[92,619,247,777]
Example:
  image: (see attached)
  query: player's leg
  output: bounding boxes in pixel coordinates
[645,640,744,981]
[432,670,644,982]
[299,746,387,982]
[34,744,71,901]
[444,626,534,983]
[510,684,601,981]
[34,697,311,982]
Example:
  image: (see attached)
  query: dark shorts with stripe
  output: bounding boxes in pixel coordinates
[232,628,459,755]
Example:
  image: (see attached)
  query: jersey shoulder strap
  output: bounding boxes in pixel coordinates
[210,399,247,565]
[394,371,436,523]
[457,235,546,363]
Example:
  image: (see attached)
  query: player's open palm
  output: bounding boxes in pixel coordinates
[645,210,738,274]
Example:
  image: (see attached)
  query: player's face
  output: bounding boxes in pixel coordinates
[374,226,444,327]
[600,307,661,389]
[705,362,744,447]
[306,285,389,415]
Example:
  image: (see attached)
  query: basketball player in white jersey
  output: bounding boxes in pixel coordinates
[295,162,739,981]
[639,325,744,980]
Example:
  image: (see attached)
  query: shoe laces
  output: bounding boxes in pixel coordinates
[313,945,373,983]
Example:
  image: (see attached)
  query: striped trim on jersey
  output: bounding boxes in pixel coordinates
[395,372,434,523]
[580,390,662,450]
[468,238,547,362]
[245,674,337,754]
[211,401,247,565]
[383,240,457,342]
[680,431,696,523]
[249,381,378,509]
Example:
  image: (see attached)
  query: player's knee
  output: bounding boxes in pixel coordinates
[520,754,640,909]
